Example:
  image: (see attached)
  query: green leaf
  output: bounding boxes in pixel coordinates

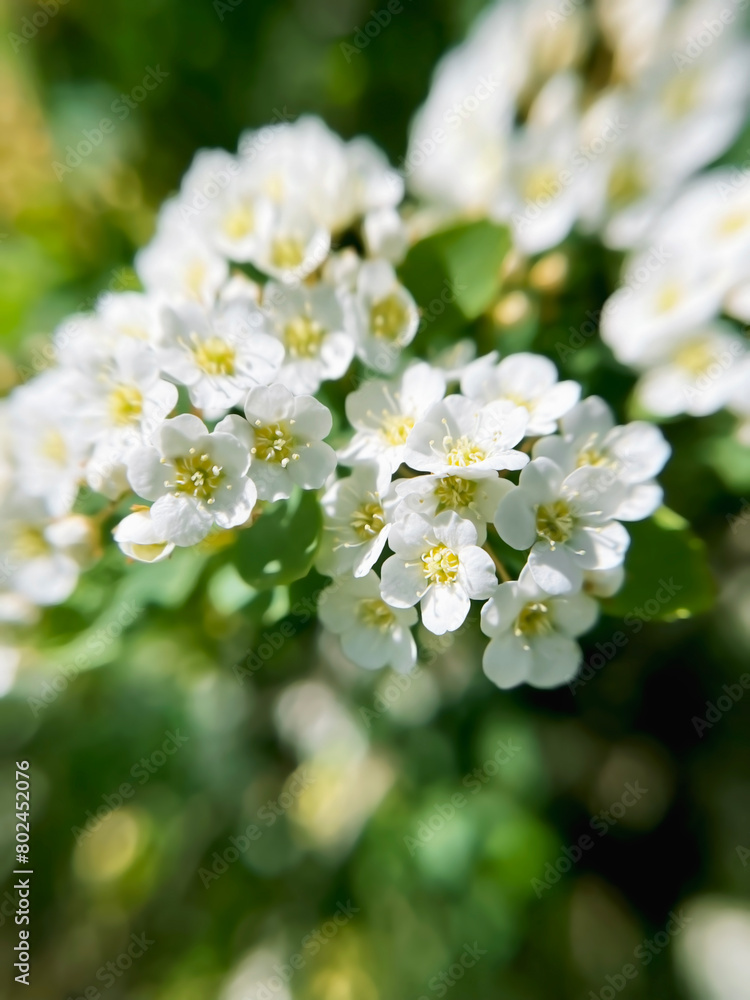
[699,434,750,493]
[399,220,511,337]
[602,508,715,622]
[117,546,208,609]
[232,489,322,590]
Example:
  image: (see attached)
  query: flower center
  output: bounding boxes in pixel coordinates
[444,434,486,467]
[284,316,324,359]
[251,421,298,466]
[270,236,305,270]
[717,209,750,237]
[674,338,715,375]
[380,412,414,447]
[654,282,682,314]
[358,597,396,630]
[171,449,224,503]
[370,293,409,341]
[222,204,255,240]
[41,429,67,465]
[514,601,554,637]
[193,335,236,376]
[14,526,49,560]
[108,384,143,426]
[350,500,385,541]
[662,72,701,119]
[522,165,561,204]
[607,158,645,207]
[422,544,460,585]
[434,475,477,512]
[536,499,574,544]
[576,447,609,468]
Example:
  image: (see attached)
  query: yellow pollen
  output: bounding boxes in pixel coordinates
[350,500,385,541]
[193,335,236,376]
[171,452,224,501]
[514,601,554,637]
[270,237,305,270]
[380,412,414,447]
[422,544,460,585]
[370,293,410,341]
[222,204,255,240]
[536,499,574,544]
[434,475,477,512]
[108,384,143,426]
[358,597,396,630]
[662,72,701,118]
[252,422,296,465]
[284,316,324,359]
[717,210,750,237]
[576,447,609,469]
[444,434,486,468]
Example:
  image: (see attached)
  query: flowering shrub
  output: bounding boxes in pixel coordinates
[2,0,748,697]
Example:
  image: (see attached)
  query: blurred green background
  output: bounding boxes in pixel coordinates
[1,1,750,998]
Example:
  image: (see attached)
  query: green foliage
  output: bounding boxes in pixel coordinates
[399,220,511,338]
[603,507,716,621]
[231,489,323,589]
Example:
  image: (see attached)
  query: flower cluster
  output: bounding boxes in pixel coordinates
[317,354,669,687]
[6,0,747,694]
[407,0,750,438]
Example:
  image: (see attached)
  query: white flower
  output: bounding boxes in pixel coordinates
[253,202,330,283]
[460,352,580,435]
[241,385,337,501]
[362,207,408,264]
[96,290,164,345]
[634,324,748,418]
[318,571,417,672]
[135,201,228,306]
[158,301,283,419]
[178,148,275,263]
[316,464,396,579]
[533,395,671,520]
[352,260,419,373]
[583,566,625,598]
[393,473,513,545]
[0,497,96,606]
[381,511,497,635]
[339,362,446,476]
[600,253,728,367]
[8,371,88,516]
[494,456,630,595]
[262,281,354,394]
[481,566,598,689]
[113,509,175,563]
[126,414,257,546]
[402,393,529,476]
